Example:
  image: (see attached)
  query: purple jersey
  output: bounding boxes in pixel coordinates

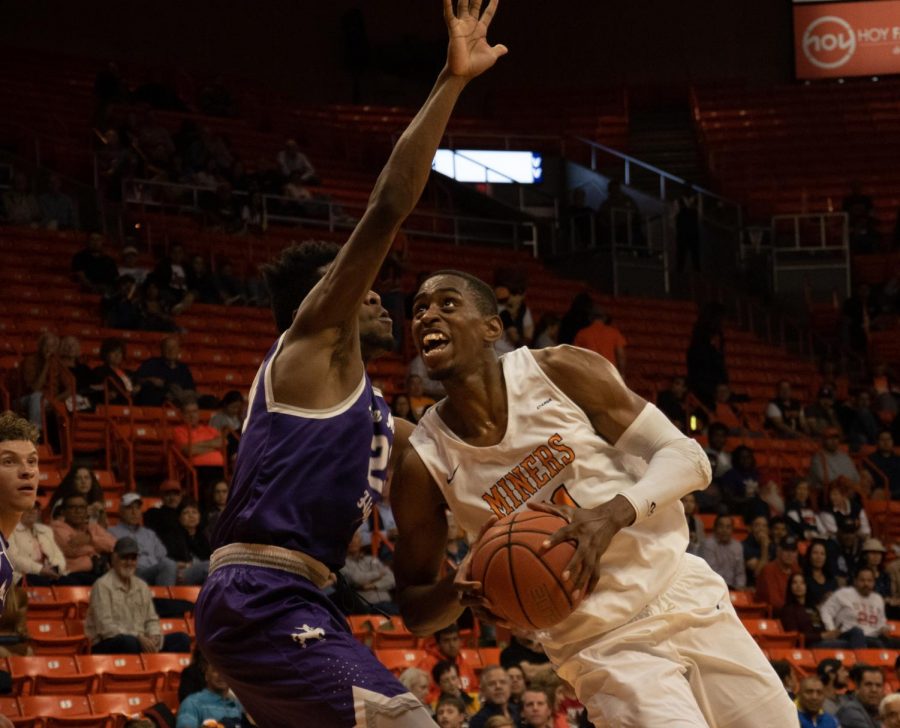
[0,534,12,611]
[212,335,394,571]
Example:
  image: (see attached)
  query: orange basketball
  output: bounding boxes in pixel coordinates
[468,510,582,631]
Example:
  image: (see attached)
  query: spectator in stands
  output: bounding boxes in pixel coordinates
[209,390,243,434]
[339,529,396,614]
[135,337,196,407]
[686,303,728,411]
[435,695,467,728]
[144,479,184,536]
[500,633,551,678]
[57,336,94,410]
[847,390,880,450]
[785,480,822,540]
[483,718,515,728]
[573,306,626,374]
[432,661,478,715]
[497,285,535,351]
[101,275,143,330]
[159,498,209,586]
[240,191,267,235]
[742,515,773,590]
[117,246,149,285]
[1,171,40,226]
[699,514,746,589]
[842,283,880,358]
[703,422,732,479]
[682,492,704,556]
[719,445,778,521]
[836,664,885,728]
[865,430,900,499]
[391,393,416,424]
[398,667,432,711]
[39,173,79,230]
[213,258,249,306]
[469,665,519,728]
[809,427,871,497]
[109,492,177,586]
[820,483,871,540]
[152,242,194,313]
[858,538,898,613]
[816,658,849,716]
[176,660,245,728]
[781,573,847,650]
[558,292,593,346]
[276,139,318,184]
[71,233,119,295]
[804,539,839,608]
[53,465,107,526]
[422,623,478,697]
[8,502,68,586]
[755,535,801,612]
[820,567,900,649]
[797,676,839,728]
[89,337,139,406]
[203,480,228,541]
[15,331,59,432]
[533,313,560,349]
[198,75,237,117]
[882,694,900,728]
[137,277,180,332]
[766,380,809,438]
[805,386,843,439]
[520,687,555,728]
[172,397,225,491]
[185,255,222,304]
[85,536,190,654]
[656,375,690,435]
[51,493,115,584]
[770,659,796,699]
[407,374,436,421]
[711,383,748,435]
[505,665,526,714]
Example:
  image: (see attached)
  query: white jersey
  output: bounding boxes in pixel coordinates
[819,586,886,636]
[409,347,688,647]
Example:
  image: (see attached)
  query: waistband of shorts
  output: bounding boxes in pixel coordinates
[208,542,331,588]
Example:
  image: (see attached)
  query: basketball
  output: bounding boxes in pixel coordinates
[468,510,582,631]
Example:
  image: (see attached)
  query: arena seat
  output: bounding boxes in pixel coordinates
[0,697,19,718]
[765,648,817,677]
[9,656,79,695]
[18,695,92,722]
[26,620,88,655]
[477,647,501,667]
[373,649,426,677]
[139,653,192,692]
[372,617,419,649]
[31,672,96,697]
[729,591,771,619]
[854,649,898,678]
[811,648,857,668]
[44,716,113,728]
[75,655,160,693]
[741,619,801,649]
[49,588,92,620]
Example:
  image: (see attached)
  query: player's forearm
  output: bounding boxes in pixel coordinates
[398,576,466,636]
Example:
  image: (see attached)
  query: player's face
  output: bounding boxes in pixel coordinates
[357,290,394,358]
[411,275,501,380]
[0,441,39,516]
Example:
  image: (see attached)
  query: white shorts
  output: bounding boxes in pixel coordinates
[545,553,798,728]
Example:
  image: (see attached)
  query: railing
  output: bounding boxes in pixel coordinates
[121,177,537,251]
[570,136,743,231]
[770,212,850,297]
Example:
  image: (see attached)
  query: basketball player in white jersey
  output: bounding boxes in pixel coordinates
[391,271,797,728]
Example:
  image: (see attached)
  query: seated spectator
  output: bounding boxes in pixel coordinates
[213,258,249,306]
[14,331,59,432]
[151,242,193,313]
[858,538,899,615]
[820,567,900,649]
[497,285,535,350]
[499,633,551,679]
[144,479,184,536]
[52,465,107,527]
[742,515,773,588]
[818,486,871,540]
[712,384,749,435]
[276,139,318,183]
[203,480,228,541]
[172,397,225,491]
[781,573,848,650]
[803,539,839,608]
[159,498,210,585]
[117,245,149,285]
[784,479,823,541]
[469,666,519,728]
[833,520,864,585]
[421,623,479,696]
[809,427,872,497]
[573,306,626,374]
[90,337,139,406]
[136,277,178,332]
[51,494,115,584]
[209,391,243,447]
[186,254,222,304]
[85,537,191,654]
[39,173,79,230]
[391,393,416,424]
[339,529,396,615]
[435,695,468,728]
[657,376,688,432]
[686,303,728,410]
[704,422,732,479]
[71,233,119,295]
[398,667,432,711]
[836,665,885,728]
[755,535,801,612]
[407,375,436,421]
[8,503,68,586]
[881,693,900,727]
[0,584,31,658]
[771,658,796,698]
[719,446,780,521]
[557,291,592,346]
[765,380,809,438]
[57,336,94,411]
[797,676,839,728]
[505,665,527,714]
[1,171,40,226]
[102,275,144,330]
[805,386,843,439]
[700,514,746,590]
[532,313,560,349]
[847,390,879,450]
[178,647,208,702]
[520,687,555,728]
[135,337,196,407]
[682,492,704,556]
[865,430,900,499]
[109,493,177,586]
[432,661,478,715]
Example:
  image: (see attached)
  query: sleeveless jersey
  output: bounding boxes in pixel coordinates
[212,334,394,572]
[0,534,12,611]
[409,347,688,646]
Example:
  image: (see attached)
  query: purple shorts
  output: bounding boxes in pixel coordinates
[195,565,419,727]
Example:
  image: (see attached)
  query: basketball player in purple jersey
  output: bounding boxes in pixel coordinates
[194,2,507,725]
[0,412,40,611]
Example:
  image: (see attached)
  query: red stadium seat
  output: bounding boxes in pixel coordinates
[372,617,418,649]
[741,619,801,649]
[812,648,857,669]
[140,653,192,691]
[766,648,817,677]
[88,692,157,718]
[18,695,91,721]
[374,649,427,677]
[8,656,79,695]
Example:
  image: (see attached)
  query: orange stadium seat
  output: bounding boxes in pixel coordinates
[50,588,92,620]
[45,716,114,728]
[372,617,418,649]
[26,620,88,655]
[0,697,19,717]
[18,695,92,722]
[741,619,800,649]
[812,648,857,669]
[374,649,426,677]
[88,692,158,718]
[730,591,771,618]
[140,653,192,692]
[9,656,78,695]
[766,648,818,677]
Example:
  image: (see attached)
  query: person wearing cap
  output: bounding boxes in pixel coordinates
[117,245,149,285]
[144,478,184,537]
[755,535,801,612]
[573,306,627,374]
[820,566,900,649]
[109,492,177,586]
[51,493,116,585]
[857,538,898,610]
[85,536,191,655]
[804,386,843,439]
[808,426,872,497]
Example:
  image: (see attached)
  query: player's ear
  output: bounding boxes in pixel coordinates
[483,314,504,344]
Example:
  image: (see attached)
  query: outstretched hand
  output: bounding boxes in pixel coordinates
[529,495,636,601]
[444,0,508,80]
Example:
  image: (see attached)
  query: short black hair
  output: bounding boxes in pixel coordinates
[435,695,466,714]
[770,659,791,683]
[817,658,841,685]
[850,663,882,685]
[432,659,457,685]
[425,269,498,316]
[99,337,125,360]
[261,240,341,333]
[434,623,459,639]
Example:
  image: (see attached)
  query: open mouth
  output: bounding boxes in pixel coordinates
[422,332,450,356]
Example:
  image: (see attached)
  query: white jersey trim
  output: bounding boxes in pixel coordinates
[263,333,367,419]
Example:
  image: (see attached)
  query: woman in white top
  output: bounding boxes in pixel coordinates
[8,503,67,585]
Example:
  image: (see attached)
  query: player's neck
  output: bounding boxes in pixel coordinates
[439,361,507,444]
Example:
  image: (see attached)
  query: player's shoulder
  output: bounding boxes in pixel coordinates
[531,344,619,380]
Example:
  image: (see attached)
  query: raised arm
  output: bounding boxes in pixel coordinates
[289,0,507,340]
